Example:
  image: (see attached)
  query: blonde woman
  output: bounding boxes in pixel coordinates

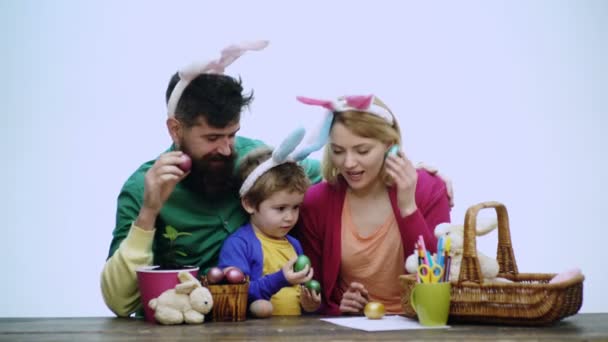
[295,95,451,315]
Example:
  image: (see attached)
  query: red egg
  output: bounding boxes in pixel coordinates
[206,267,224,284]
[178,154,192,172]
[224,267,246,284]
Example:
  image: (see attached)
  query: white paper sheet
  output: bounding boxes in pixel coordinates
[320,315,450,331]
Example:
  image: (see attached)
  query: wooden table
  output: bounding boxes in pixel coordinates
[1,314,606,341]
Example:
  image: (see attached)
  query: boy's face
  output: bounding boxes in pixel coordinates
[245,189,305,239]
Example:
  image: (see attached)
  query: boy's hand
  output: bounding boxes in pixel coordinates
[300,286,321,312]
[282,257,314,285]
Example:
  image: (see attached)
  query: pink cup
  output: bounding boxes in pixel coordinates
[136,265,199,323]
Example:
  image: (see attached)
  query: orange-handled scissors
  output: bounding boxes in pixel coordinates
[417,264,444,283]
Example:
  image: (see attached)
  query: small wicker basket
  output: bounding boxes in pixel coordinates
[400,201,584,325]
[201,277,249,322]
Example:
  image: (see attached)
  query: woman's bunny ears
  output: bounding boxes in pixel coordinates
[296,95,394,124]
[295,95,394,154]
[239,126,325,197]
[167,40,269,117]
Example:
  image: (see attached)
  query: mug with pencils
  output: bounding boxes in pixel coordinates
[414,235,451,283]
[410,235,451,326]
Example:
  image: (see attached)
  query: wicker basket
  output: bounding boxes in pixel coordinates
[201,277,249,322]
[400,201,584,325]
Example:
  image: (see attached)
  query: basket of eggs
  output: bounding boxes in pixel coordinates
[201,266,249,322]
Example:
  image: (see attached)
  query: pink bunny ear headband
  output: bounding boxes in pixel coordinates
[296,95,394,125]
[167,40,269,117]
[294,95,394,156]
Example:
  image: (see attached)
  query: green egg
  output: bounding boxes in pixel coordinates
[387,145,400,157]
[305,279,321,294]
[294,255,311,272]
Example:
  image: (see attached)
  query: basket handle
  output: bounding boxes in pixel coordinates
[459,201,519,283]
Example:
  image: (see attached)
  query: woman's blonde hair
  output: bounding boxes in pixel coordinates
[321,97,402,184]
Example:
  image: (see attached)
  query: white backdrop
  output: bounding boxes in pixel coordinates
[2,0,607,316]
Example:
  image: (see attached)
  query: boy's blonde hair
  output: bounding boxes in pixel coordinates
[322,97,402,184]
[237,147,310,210]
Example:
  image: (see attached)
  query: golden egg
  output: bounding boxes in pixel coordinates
[364,301,385,319]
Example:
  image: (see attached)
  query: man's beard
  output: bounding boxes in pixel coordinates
[180,148,239,198]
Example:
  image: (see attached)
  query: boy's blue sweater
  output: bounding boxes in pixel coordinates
[218,223,304,303]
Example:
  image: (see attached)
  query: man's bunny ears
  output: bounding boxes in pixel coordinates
[296,95,394,124]
[239,126,327,197]
[167,40,269,117]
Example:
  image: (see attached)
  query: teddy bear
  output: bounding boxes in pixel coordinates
[405,218,501,282]
[148,271,214,325]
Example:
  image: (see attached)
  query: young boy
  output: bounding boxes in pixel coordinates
[218,146,322,316]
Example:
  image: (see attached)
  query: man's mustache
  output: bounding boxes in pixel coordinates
[203,153,234,163]
[208,156,230,162]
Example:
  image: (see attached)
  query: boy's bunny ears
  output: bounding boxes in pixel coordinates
[239,126,325,197]
[167,40,269,117]
[296,95,394,124]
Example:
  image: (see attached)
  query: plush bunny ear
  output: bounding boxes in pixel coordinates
[167,40,269,117]
[239,127,307,197]
[175,271,201,294]
[178,271,200,285]
[476,217,498,236]
[215,40,270,73]
[291,114,333,161]
[344,95,374,110]
[434,222,455,237]
[272,127,306,163]
[296,96,335,111]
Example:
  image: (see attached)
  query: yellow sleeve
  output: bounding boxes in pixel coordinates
[100,223,155,317]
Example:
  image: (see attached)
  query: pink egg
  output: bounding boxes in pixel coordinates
[224,267,245,284]
[249,299,273,318]
[206,267,224,284]
[178,154,192,172]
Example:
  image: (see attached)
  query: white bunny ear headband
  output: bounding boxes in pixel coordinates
[167,40,269,117]
[239,126,328,197]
